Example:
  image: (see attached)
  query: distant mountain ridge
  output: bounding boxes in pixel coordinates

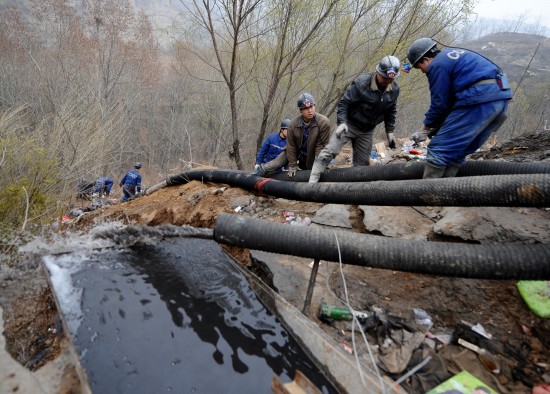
[461,32,550,87]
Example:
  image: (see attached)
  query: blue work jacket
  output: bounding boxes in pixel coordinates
[256,132,287,165]
[119,169,142,192]
[424,48,512,128]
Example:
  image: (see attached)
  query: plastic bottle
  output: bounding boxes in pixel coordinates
[318,303,353,321]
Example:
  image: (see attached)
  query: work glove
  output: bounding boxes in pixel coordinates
[411,130,428,144]
[287,166,299,178]
[254,164,260,171]
[427,127,439,138]
[335,123,348,139]
[386,132,396,149]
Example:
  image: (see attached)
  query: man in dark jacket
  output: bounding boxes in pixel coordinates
[309,56,400,183]
[254,118,290,173]
[119,162,142,202]
[407,37,512,178]
[254,93,331,177]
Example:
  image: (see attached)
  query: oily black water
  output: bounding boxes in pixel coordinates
[45,237,337,393]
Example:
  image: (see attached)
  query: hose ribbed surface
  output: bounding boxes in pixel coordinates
[261,174,550,206]
[166,170,550,207]
[269,160,550,182]
[214,214,550,280]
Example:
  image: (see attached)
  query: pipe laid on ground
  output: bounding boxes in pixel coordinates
[269,160,550,182]
[214,214,550,280]
[164,170,550,207]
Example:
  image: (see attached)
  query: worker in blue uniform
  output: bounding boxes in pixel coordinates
[254,118,290,173]
[94,176,114,196]
[119,162,142,202]
[406,37,512,178]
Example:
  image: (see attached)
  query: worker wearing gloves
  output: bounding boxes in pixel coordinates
[94,176,114,196]
[119,162,142,202]
[407,37,512,178]
[308,56,400,183]
[254,118,290,173]
[254,93,331,177]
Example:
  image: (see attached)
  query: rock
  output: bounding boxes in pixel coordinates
[433,207,550,244]
[360,206,434,240]
[312,204,352,228]
[230,195,251,209]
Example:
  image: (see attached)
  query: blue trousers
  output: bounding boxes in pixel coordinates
[427,100,509,167]
[120,185,136,202]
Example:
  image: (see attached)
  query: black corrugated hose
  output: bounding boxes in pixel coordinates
[165,169,550,207]
[214,214,550,280]
[268,160,550,182]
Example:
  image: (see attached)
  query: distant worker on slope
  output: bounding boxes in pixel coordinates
[77,179,95,199]
[119,162,142,202]
[254,118,290,173]
[253,93,331,177]
[407,37,512,178]
[95,176,114,196]
[309,56,400,183]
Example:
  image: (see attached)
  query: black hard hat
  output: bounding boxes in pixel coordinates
[376,55,400,78]
[134,162,142,168]
[280,118,291,129]
[297,93,316,109]
[407,37,437,67]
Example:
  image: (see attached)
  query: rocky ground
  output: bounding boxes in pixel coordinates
[1,131,549,394]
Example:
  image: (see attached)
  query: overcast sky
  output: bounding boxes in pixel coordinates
[473,0,550,29]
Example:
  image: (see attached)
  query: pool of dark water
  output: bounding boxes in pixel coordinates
[45,237,337,393]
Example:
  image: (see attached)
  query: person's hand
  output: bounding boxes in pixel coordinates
[427,127,439,138]
[288,166,299,177]
[335,123,348,139]
[387,132,396,149]
[254,164,260,171]
[411,130,428,144]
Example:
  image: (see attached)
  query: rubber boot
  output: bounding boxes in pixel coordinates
[443,164,461,178]
[308,159,327,183]
[422,162,446,179]
[252,164,266,177]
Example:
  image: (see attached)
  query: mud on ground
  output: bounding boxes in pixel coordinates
[1,131,549,393]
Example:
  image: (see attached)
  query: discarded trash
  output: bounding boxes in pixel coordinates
[318,303,353,321]
[413,308,433,331]
[426,370,497,393]
[458,338,500,374]
[291,217,311,226]
[340,341,353,354]
[471,323,493,339]
[461,320,493,339]
[517,280,550,318]
[352,310,369,320]
[234,206,242,212]
[426,332,451,346]
[533,384,550,394]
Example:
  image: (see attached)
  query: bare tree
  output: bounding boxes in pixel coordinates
[176,0,270,169]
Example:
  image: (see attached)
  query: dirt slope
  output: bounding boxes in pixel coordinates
[1,131,549,394]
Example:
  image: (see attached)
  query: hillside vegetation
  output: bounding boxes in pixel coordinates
[0,0,548,233]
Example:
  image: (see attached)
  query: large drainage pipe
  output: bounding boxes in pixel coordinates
[269,160,550,182]
[214,214,550,280]
[163,170,550,207]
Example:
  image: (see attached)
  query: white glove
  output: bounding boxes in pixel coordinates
[335,123,348,139]
[254,164,260,171]
[411,130,428,144]
[288,166,299,177]
[387,132,396,149]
